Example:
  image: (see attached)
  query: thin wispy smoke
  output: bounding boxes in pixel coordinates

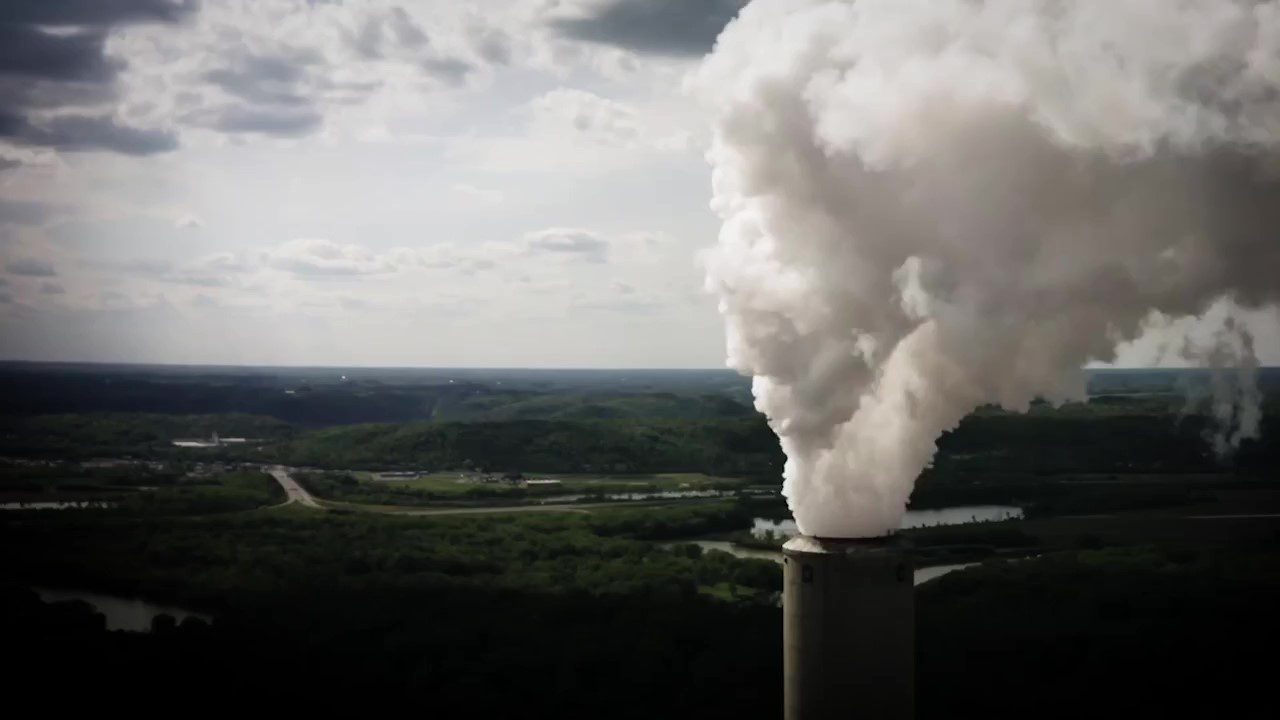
[695,0,1280,537]
[1180,315,1263,457]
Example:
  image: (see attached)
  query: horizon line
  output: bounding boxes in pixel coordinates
[0,359,1275,373]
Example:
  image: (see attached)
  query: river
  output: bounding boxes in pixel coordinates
[751,505,1023,538]
[663,505,1023,585]
[34,588,212,632]
[670,541,979,586]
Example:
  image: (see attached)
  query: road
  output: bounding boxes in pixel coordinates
[267,466,322,508]
[262,464,739,516]
[330,496,730,516]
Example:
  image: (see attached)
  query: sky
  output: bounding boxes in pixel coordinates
[0,0,1275,369]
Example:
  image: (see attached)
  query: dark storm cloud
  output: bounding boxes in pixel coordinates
[0,0,195,155]
[550,0,747,56]
[0,26,117,82]
[0,112,178,155]
[0,0,198,27]
[0,74,118,111]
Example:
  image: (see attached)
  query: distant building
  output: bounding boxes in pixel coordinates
[171,431,251,448]
[525,479,563,487]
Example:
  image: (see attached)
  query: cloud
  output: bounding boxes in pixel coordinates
[531,88,640,146]
[549,0,746,56]
[420,56,476,85]
[0,1,196,81]
[189,47,352,138]
[163,253,248,287]
[523,227,610,263]
[153,4,489,141]
[396,243,503,275]
[524,88,689,153]
[345,5,483,83]
[40,281,65,295]
[451,183,504,203]
[0,198,58,226]
[184,104,324,137]
[5,257,57,277]
[467,23,512,65]
[5,2,549,154]
[266,238,397,277]
[0,0,193,155]
[120,252,251,287]
[0,26,117,83]
[347,5,429,59]
[175,213,202,229]
[0,146,56,171]
[571,292,663,314]
[0,112,178,155]
[348,5,432,58]
[0,1,197,26]
[201,51,317,107]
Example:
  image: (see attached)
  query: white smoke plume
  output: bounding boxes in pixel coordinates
[694,0,1280,538]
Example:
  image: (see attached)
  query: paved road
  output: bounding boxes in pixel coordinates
[267,466,322,508]
[328,495,731,517]
[262,465,733,516]
[379,503,593,516]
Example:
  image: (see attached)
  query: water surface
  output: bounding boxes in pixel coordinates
[667,541,979,585]
[751,505,1024,538]
[35,588,211,632]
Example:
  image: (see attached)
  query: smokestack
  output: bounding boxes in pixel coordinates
[783,535,913,720]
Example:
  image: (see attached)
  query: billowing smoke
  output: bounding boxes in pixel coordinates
[694,0,1280,538]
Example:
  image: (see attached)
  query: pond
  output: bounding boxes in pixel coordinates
[751,505,1023,538]
[34,588,212,632]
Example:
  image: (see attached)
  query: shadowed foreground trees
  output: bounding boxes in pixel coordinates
[5,505,1280,717]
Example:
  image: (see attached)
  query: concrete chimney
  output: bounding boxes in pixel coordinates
[783,535,914,720]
